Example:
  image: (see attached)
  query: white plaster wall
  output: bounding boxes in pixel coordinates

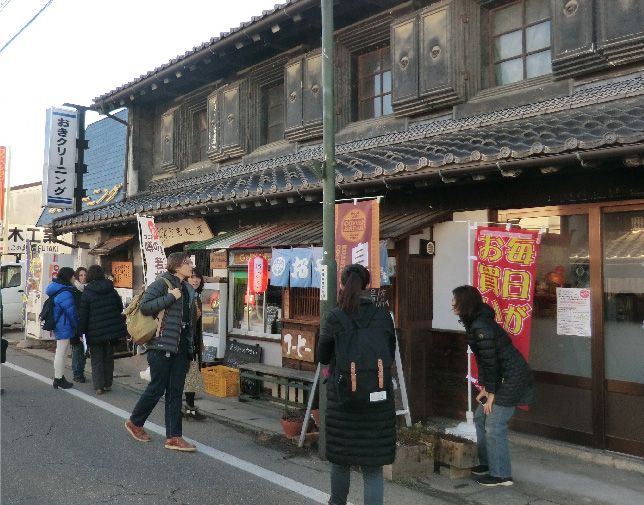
[432,210,488,331]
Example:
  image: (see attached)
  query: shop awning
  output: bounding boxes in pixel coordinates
[187,210,450,251]
[89,234,135,255]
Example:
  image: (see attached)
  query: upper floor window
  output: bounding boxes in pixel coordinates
[491,0,551,86]
[192,109,208,163]
[262,81,285,145]
[357,46,392,121]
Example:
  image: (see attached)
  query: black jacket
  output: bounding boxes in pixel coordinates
[78,279,127,345]
[317,298,396,467]
[466,304,535,407]
[140,272,196,355]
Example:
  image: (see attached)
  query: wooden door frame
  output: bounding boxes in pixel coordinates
[499,199,644,451]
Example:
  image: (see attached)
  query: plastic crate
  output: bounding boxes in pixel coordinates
[201,365,240,398]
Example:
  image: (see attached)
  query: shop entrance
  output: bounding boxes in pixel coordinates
[499,202,644,457]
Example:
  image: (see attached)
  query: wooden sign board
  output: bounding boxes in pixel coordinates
[210,251,227,269]
[281,327,315,363]
[230,250,272,267]
[112,261,133,289]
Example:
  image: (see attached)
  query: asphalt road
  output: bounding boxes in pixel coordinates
[0,347,339,505]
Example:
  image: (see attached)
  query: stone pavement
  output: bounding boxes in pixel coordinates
[4,329,644,505]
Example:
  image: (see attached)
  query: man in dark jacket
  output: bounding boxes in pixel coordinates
[125,252,198,452]
[78,265,126,395]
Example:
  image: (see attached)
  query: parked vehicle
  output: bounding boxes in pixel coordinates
[1,262,25,329]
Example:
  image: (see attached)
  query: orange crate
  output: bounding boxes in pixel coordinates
[201,365,240,397]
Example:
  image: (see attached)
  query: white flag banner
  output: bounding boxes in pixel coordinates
[43,107,78,209]
[136,215,166,286]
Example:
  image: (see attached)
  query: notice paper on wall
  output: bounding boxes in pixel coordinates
[556,288,591,337]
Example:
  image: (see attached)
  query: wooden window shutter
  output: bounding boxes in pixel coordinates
[285,58,303,132]
[206,89,221,161]
[597,0,644,66]
[391,15,419,105]
[303,52,323,125]
[208,80,247,161]
[160,107,179,173]
[551,0,606,78]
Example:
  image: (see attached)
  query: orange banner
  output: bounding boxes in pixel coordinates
[335,199,380,289]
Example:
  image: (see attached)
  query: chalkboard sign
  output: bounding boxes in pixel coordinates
[223,339,262,368]
[223,339,262,395]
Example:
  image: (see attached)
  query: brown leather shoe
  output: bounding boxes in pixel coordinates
[125,419,151,442]
[164,437,196,452]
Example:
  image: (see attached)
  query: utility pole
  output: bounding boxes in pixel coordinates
[318,0,336,460]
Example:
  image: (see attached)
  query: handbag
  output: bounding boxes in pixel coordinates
[184,359,205,394]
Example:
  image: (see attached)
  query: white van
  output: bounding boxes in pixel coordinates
[1,262,25,329]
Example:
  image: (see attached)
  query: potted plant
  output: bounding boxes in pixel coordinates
[280,408,305,439]
[384,423,437,481]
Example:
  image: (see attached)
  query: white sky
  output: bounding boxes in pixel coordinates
[0,0,280,186]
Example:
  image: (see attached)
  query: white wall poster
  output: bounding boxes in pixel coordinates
[556,288,592,337]
[136,215,166,286]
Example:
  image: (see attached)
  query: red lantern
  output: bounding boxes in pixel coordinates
[248,256,268,294]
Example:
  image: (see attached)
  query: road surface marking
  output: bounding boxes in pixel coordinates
[5,361,345,505]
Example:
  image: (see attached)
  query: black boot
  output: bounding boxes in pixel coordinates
[53,376,73,389]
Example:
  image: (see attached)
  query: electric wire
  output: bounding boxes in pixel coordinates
[0,0,55,55]
[0,0,14,15]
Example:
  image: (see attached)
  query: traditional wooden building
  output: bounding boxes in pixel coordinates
[50,0,644,457]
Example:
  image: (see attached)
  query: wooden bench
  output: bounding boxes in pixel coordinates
[237,363,315,409]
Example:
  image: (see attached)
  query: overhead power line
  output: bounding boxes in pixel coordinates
[0,0,14,15]
[0,0,55,56]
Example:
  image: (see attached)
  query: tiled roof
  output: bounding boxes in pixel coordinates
[186,210,449,250]
[53,75,644,232]
[93,1,301,104]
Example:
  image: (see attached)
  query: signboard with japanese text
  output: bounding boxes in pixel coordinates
[282,327,315,363]
[43,107,78,209]
[155,218,214,248]
[230,250,271,267]
[335,199,380,289]
[471,226,540,385]
[112,261,133,289]
[0,224,72,255]
[136,215,166,286]
[556,288,591,337]
[210,251,227,269]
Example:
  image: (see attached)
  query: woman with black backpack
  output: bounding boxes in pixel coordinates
[317,264,396,505]
[78,265,127,395]
[45,267,79,389]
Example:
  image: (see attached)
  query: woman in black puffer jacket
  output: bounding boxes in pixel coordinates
[452,285,534,488]
[78,265,127,395]
[318,264,396,505]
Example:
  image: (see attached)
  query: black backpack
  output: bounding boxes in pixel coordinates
[40,288,73,331]
[332,305,394,409]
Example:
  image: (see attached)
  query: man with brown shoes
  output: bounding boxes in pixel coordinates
[124,253,199,453]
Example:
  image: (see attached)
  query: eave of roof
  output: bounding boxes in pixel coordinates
[53,75,644,234]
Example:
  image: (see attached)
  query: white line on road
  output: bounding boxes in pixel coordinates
[5,361,342,505]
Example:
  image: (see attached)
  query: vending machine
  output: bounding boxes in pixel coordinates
[25,252,74,340]
[200,282,228,361]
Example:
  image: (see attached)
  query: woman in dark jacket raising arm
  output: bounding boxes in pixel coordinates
[452,285,535,488]
[318,264,396,505]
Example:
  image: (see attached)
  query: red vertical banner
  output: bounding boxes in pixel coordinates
[0,146,6,223]
[471,226,540,385]
[335,199,380,289]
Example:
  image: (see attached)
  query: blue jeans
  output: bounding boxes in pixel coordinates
[474,402,515,478]
[330,463,383,505]
[130,348,189,438]
[71,343,86,379]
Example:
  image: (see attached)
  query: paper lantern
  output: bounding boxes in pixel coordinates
[248,256,268,294]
